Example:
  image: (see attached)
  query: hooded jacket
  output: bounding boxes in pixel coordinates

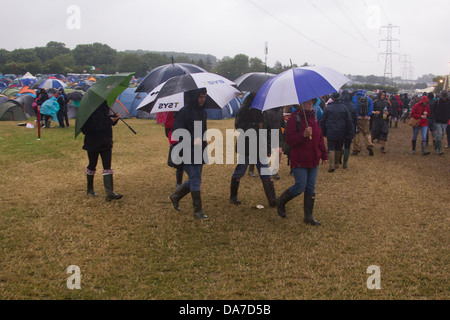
[341,90,357,136]
[320,100,353,141]
[172,88,208,164]
[286,108,328,168]
[410,96,431,127]
[352,91,373,117]
[432,94,450,124]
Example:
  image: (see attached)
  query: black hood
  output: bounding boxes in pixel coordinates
[185,88,207,108]
[341,90,351,103]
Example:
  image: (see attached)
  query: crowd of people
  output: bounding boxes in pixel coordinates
[33,87,70,128]
[80,87,450,225]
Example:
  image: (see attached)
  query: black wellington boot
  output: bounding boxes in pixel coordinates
[86,174,97,197]
[411,140,417,154]
[276,189,295,218]
[103,174,123,202]
[343,149,350,169]
[304,193,321,226]
[169,182,190,211]
[191,191,208,220]
[262,179,277,207]
[230,178,241,205]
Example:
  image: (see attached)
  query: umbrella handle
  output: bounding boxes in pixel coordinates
[301,105,312,140]
[120,118,137,135]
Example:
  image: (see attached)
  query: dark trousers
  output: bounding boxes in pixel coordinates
[327,139,344,151]
[57,107,69,127]
[87,149,112,171]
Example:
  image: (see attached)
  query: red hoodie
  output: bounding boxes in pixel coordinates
[411,96,431,127]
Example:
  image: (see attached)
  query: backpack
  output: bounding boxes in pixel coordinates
[357,96,369,117]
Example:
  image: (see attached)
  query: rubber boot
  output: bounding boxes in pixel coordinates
[421,141,430,156]
[248,164,257,177]
[367,147,374,156]
[437,140,444,155]
[103,173,123,201]
[262,178,277,207]
[411,140,417,154]
[343,149,350,169]
[175,168,183,189]
[230,178,241,205]
[335,150,341,168]
[276,189,295,218]
[169,182,190,211]
[303,193,321,226]
[86,173,97,197]
[328,151,335,172]
[191,191,208,220]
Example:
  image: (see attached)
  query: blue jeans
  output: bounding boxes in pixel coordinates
[412,126,428,142]
[232,161,271,181]
[289,166,319,197]
[183,164,203,192]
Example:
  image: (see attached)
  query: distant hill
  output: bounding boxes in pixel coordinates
[124,49,218,65]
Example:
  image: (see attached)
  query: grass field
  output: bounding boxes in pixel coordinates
[0,117,448,300]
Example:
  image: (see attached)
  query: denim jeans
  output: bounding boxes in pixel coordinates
[412,126,428,141]
[232,161,271,181]
[434,122,448,142]
[183,164,203,192]
[289,166,319,197]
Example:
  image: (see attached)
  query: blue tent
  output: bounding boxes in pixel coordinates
[206,96,242,120]
[111,87,148,119]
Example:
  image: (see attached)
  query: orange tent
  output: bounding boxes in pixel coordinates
[19,86,36,95]
[88,77,97,82]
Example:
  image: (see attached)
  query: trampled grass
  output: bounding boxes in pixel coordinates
[0,118,448,300]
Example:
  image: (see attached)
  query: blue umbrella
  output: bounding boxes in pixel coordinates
[251,66,350,112]
[39,79,67,89]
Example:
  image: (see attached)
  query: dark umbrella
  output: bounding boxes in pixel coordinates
[233,72,276,92]
[135,62,207,93]
[67,90,84,101]
[75,73,135,138]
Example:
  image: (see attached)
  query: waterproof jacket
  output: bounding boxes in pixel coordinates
[81,101,118,152]
[234,94,265,159]
[263,107,284,149]
[340,90,357,138]
[286,108,328,169]
[432,96,450,124]
[320,101,353,141]
[352,92,373,117]
[172,89,208,165]
[411,96,431,127]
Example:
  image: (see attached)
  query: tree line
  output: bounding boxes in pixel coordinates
[0,41,297,81]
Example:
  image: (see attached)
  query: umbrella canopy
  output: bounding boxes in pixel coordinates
[67,90,84,101]
[251,66,350,112]
[233,72,276,93]
[135,63,207,93]
[75,73,135,138]
[38,78,67,89]
[136,72,241,114]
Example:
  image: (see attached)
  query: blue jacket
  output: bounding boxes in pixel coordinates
[352,92,373,117]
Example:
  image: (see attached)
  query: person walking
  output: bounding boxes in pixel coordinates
[277,99,328,225]
[320,92,353,172]
[169,88,209,220]
[229,92,277,208]
[371,91,392,153]
[340,90,358,168]
[80,101,122,201]
[352,91,374,156]
[55,89,69,128]
[410,95,431,155]
[431,91,450,155]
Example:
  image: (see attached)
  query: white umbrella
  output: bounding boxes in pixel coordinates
[136,72,241,114]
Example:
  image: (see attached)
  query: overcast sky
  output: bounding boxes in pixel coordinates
[4,0,450,78]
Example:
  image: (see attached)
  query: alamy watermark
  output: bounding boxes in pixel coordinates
[366,265,381,290]
[171,122,280,175]
[67,265,81,290]
[66,5,81,30]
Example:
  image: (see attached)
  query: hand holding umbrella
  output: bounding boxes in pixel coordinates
[301,103,312,140]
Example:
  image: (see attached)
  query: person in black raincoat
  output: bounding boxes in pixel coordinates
[371,91,392,153]
[169,88,209,220]
[340,90,358,169]
[320,92,353,172]
[229,92,277,208]
[81,101,122,201]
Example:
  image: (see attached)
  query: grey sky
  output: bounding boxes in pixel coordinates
[3,0,450,78]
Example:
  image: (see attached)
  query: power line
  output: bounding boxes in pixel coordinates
[244,0,373,64]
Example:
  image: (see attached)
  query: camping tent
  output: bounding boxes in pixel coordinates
[1,87,19,98]
[14,94,35,117]
[111,88,149,119]
[205,96,242,120]
[0,100,28,121]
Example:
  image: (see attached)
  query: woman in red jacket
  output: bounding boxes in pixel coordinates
[277,99,328,225]
[410,95,431,155]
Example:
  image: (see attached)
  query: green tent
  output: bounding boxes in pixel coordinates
[1,87,20,98]
[0,100,28,121]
